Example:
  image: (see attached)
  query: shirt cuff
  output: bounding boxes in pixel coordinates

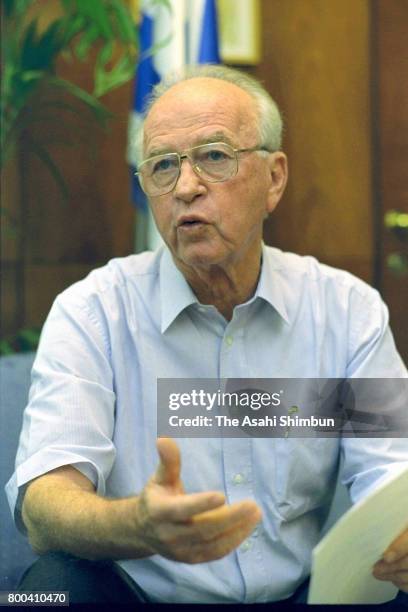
[5,448,107,534]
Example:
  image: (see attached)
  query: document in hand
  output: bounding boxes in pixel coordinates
[308,467,408,604]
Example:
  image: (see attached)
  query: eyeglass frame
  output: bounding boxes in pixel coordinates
[134,141,272,197]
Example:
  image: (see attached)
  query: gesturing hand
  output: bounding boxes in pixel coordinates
[136,438,262,564]
[373,528,408,592]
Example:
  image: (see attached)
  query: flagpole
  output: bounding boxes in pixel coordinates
[129,0,221,253]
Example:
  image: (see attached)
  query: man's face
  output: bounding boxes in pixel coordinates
[143,78,286,271]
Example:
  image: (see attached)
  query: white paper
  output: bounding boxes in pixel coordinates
[308,468,408,604]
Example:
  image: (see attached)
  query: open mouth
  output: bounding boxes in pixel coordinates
[178,217,208,228]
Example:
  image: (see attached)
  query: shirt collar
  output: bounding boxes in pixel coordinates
[159,243,290,333]
[160,248,198,333]
[255,243,290,324]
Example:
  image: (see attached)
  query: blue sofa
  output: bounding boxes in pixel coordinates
[0,352,351,591]
[0,353,38,590]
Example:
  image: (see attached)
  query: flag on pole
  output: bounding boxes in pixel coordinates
[128,0,220,252]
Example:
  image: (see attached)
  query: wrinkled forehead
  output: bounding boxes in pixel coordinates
[143,77,259,148]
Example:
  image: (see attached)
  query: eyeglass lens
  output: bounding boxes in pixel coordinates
[139,143,238,196]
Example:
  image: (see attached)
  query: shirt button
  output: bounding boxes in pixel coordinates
[240,540,252,552]
[232,473,245,485]
[225,335,233,346]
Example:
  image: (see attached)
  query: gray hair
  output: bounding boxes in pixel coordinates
[135,64,283,165]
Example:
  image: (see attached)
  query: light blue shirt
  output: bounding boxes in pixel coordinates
[6,244,408,604]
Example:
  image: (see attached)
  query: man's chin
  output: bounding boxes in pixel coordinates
[173,245,227,270]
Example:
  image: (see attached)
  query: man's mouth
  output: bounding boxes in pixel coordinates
[177,215,209,228]
[181,220,202,226]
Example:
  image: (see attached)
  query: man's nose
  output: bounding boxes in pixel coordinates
[173,157,205,203]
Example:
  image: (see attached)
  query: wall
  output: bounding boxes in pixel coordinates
[256,0,372,282]
[376,0,408,361]
[2,0,406,361]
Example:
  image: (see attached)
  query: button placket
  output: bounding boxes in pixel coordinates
[225,334,234,346]
[221,437,267,601]
[240,540,252,552]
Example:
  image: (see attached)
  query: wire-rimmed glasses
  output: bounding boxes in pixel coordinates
[135,141,270,197]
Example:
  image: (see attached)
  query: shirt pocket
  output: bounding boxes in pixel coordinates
[272,438,340,521]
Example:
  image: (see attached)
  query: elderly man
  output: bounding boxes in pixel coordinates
[6,65,408,605]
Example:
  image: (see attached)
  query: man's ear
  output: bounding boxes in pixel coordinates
[266,152,288,214]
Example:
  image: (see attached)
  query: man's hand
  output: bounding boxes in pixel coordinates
[136,437,262,564]
[22,438,261,563]
[372,528,408,592]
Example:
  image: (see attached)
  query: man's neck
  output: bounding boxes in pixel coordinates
[174,246,263,321]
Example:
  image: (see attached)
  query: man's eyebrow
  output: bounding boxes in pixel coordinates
[145,132,236,158]
[193,132,236,146]
[144,146,174,159]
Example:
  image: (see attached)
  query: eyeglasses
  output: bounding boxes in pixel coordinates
[135,141,270,197]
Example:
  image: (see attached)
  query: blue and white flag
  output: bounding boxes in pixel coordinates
[128,0,220,252]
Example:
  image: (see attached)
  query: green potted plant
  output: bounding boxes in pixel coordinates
[1,0,141,177]
[1,0,152,354]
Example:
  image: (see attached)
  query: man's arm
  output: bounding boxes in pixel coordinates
[22,464,154,560]
[22,438,262,563]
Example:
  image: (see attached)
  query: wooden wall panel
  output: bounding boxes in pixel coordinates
[5,0,402,352]
[376,0,408,362]
[24,264,97,326]
[0,267,20,340]
[1,155,21,338]
[24,61,135,265]
[256,0,373,282]
[1,158,19,263]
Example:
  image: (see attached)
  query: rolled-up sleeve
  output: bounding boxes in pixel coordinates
[5,289,116,530]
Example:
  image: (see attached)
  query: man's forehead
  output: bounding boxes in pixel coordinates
[161,77,249,99]
[143,77,257,150]
[151,76,253,108]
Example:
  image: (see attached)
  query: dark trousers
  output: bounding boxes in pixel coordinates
[18,552,407,608]
[18,552,310,607]
[18,552,148,605]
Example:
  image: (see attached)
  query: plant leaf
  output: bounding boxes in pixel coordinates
[20,19,39,69]
[109,0,138,44]
[32,18,66,70]
[60,13,86,46]
[46,76,113,124]
[74,22,99,61]
[0,340,15,356]
[26,136,69,200]
[13,0,36,17]
[74,0,113,40]
[59,0,75,12]
[98,39,114,67]
[17,328,42,350]
[94,52,135,98]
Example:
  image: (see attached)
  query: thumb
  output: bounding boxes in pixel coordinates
[154,437,181,487]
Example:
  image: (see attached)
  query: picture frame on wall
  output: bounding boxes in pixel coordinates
[218,0,261,65]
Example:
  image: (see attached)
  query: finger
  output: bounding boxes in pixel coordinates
[154,500,261,548]
[154,438,181,487]
[382,527,408,563]
[192,500,262,538]
[373,556,408,575]
[151,490,226,522]
[176,517,260,564]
